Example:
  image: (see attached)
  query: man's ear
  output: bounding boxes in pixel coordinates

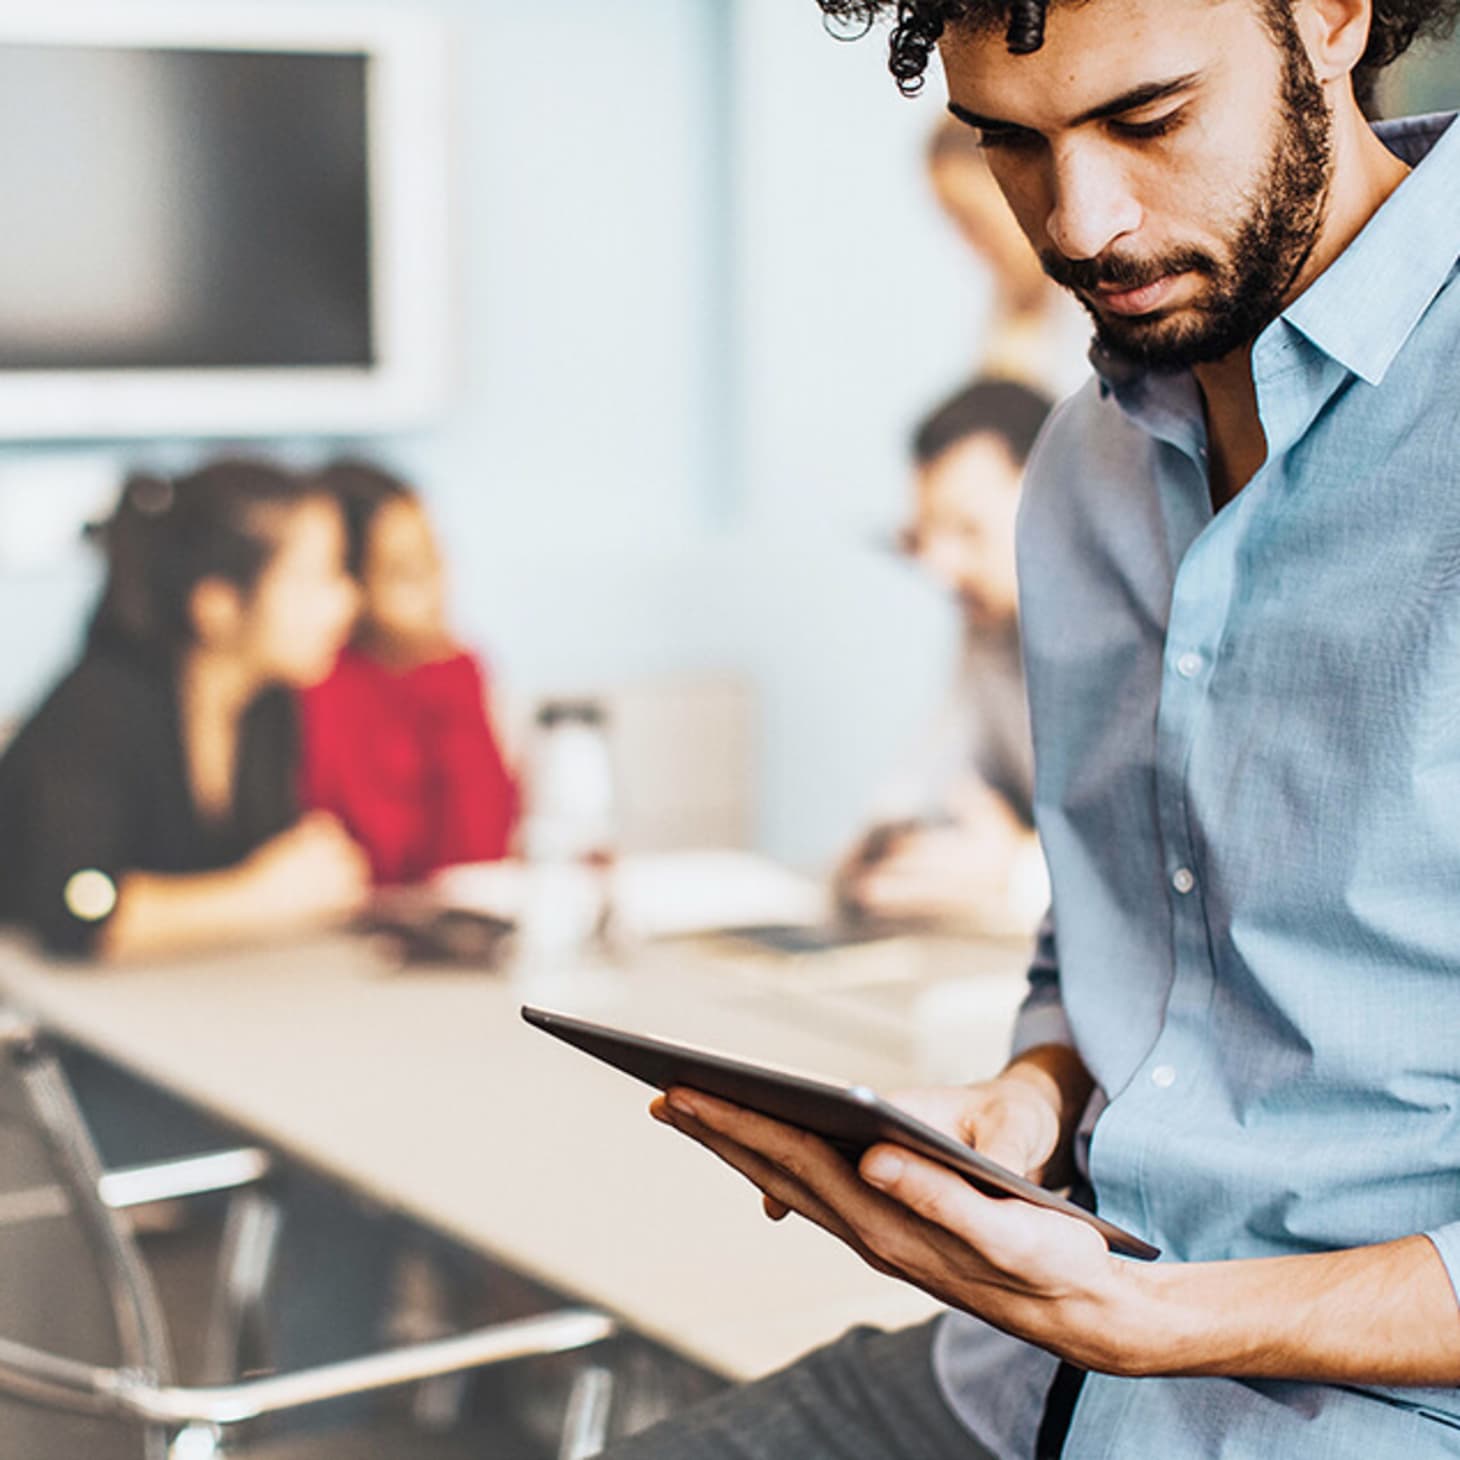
[188,577,245,648]
[1295,0,1373,85]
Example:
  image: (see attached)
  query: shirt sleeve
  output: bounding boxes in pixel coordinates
[418,654,521,867]
[14,758,133,957]
[1423,1224,1460,1309]
[1008,907,1076,1057]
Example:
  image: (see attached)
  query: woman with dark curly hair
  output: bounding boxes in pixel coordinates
[603,2,1460,1458]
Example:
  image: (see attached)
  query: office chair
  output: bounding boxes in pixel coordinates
[0,1010,616,1460]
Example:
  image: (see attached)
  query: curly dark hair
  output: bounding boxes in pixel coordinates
[818,0,1460,102]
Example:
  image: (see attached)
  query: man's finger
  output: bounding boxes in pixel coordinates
[671,1109,903,1275]
[859,1144,1101,1276]
[881,1089,1045,1179]
[656,1097,910,1279]
[660,1104,863,1245]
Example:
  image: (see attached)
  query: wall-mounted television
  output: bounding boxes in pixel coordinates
[0,4,451,440]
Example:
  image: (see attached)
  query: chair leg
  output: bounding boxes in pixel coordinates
[412,1368,471,1431]
[389,1244,471,1432]
[201,1191,282,1385]
[559,1364,615,1460]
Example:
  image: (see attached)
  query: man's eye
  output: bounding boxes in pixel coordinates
[1109,110,1185,141]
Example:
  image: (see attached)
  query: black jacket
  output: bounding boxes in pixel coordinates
[0,649,298,955]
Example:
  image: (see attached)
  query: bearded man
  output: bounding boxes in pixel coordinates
[603,2,1460,1455]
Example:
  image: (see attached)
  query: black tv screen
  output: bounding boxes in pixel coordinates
[0,44,374,371]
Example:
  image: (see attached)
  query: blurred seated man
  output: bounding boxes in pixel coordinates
[837,379,1052,934]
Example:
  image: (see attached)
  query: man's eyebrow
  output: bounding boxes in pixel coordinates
[947,73,1202,134]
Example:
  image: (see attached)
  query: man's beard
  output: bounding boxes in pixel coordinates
[1041,44,1334,373]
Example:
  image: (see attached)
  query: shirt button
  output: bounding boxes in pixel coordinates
[1171,867,1196,895]
[1151,1065,1177,1089]
[1176,652,1204,679]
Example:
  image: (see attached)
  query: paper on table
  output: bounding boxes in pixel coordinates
[430,850,828,941]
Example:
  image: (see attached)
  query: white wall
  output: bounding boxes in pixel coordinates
[718,1,984,861]
[734,1,989,535]
[0,0,989,867]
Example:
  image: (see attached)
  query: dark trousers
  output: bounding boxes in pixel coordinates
[602,1321,996,1460]
[602,1319,1084,1460]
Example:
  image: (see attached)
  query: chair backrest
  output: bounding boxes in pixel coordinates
[0,1015,172,1460]
[508,674,756,853]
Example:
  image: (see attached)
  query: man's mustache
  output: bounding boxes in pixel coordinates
[1040,247,1217,293]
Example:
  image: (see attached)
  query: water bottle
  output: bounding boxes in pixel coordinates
[516,700,617,972]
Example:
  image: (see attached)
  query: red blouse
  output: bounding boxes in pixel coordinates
[299,647,519,886]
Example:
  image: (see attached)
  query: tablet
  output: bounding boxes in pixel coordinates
[521,1005,1159,1261]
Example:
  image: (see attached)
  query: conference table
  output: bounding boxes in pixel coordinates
[0,904,1029,1382]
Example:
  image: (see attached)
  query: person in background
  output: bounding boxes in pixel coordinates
[299,460,519,886]
[837,378,1052,934]
[0,460,367,961]
[927,115,1091,399]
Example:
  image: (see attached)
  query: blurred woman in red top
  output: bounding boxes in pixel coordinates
[299,461,520,885]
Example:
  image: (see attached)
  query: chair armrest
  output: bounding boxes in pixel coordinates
[0,1309,616,1427]
[98,1149,272,1211]
[113,1308,618,1427]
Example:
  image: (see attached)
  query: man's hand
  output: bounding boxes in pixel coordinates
[838,783,1046,934]
[751,1071,1065,1229]
[650,1078,1141,1374]
[849,824,1018,923]
[649,1070,1460,1388]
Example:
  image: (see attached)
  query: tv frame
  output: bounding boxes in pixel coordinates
[0,2,452,440]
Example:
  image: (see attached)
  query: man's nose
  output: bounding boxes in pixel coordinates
[1044,141,1141,264]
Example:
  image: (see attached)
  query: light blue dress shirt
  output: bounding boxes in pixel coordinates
[933,112,1460,1458]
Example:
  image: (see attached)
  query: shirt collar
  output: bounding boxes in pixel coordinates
[1091,111,1460,396]
[1284,112,1460,385]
